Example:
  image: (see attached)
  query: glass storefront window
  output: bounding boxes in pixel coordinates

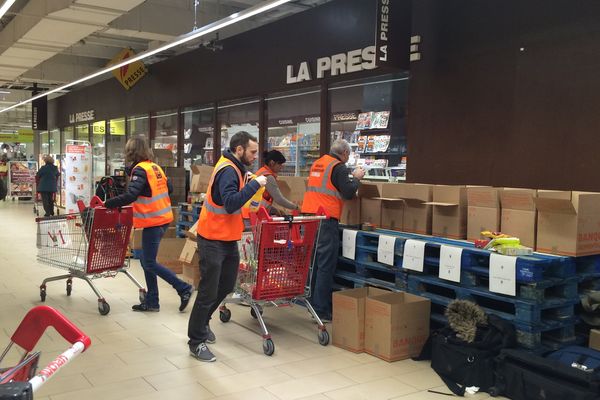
[329,73,409,181]
[75,124,89,141]
[127,114,149,142]
[39,131,49,163]
[49,129,59,155]
[266,88,320,177]
[182,105,214,169]
[151,109,178,167]
[107,118,126,175]
[60,127,74,208]
[91,121,106,181]
[219,98,260,171]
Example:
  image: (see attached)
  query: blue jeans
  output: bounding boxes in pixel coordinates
[309,218,339,317]
[141,224,189,308]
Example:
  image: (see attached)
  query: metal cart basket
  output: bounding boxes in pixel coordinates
[219,209,329,356]
[36,197,146,315]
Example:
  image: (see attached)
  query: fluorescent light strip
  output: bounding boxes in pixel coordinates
[0,0,292,114]
[0,0,16,20]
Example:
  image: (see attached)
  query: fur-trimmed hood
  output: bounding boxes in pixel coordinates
[445,300,487,343]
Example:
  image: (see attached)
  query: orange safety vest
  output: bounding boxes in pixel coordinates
[197,156,246,241]
[132,161,174,228]
[301,154,343,219]
[241,165,275,218]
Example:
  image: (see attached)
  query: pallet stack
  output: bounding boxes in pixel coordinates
[336,228,600,352]
[175,202,201,238]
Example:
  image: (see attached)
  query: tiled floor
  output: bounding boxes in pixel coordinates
[0,201,501,399]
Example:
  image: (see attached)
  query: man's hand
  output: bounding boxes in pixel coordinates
[255,175,267,187]
[352,167,366,180]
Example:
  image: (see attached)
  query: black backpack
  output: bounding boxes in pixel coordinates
[416,314,516,396]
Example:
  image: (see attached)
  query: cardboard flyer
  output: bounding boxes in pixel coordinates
[377,235,396,266]
[64,143,92,214]
[402,239,426,272]
[439,245,463,283]
[489,253,517,296]
[342,229,358,260]
[8,161,37,197]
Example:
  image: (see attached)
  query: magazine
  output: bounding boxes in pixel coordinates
[372,135,391,153]
[357,136,367,153]
[371,111,390,129]
[356,112,373,130]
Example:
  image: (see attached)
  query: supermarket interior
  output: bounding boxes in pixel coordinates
[2,0,600,399]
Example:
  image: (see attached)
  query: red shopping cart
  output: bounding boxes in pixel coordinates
[36,196,146,315]
[219,207,329,356]
[0,306,91,400]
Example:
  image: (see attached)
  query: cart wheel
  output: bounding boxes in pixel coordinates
[139,289,147,304]
[40,286,46,302]
[98,301,110,316]
[219,308,231,322]
[318,329,330,346]
[66,280,72,296]
[250,305,263,319]
[263,338,275,356]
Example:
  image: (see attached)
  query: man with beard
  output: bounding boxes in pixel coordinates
[188,131,266,362]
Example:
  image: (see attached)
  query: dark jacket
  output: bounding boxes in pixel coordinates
[330,154,360,200]
[36,164,59,193]
[211,150,261,214]
[104,163,173,208]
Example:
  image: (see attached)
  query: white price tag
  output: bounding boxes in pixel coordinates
[377,235,396,266]
[439,245,462,283]
[342,230,358,260]
[402,239,426,272]
[489,253,517,296]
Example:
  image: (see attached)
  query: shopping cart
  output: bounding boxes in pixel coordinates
[36,196,146,315]
[219,207,329,356]
[0,305,91,400]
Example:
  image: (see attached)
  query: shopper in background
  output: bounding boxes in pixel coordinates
[0,154,8,201]
[188,131,267,362]
[242,149,299,217]
[35,156,60,216]
[301,139,365,322]
[104,138,193,313]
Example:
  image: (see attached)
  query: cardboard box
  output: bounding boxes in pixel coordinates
[500,189,537,248]
[428,185,468,239]
[364,292,431,362]
[179,238,199,265]
[278,176,307,204]
[157,238,186,274]
[190,165,214,193]
[332,287,390,353]
[180,274,200,288]
[340,197,361,225]
[535,191,600,256]
[402,184,433,235]
[164,167,186,204]
[170,206,179,227]
[467,187,502,241]
[590,329,600,351]
[163,226,177,239]
[377,183,405,231]
[154,149,175,167]
[186,220,199,240]
[130,228,143,250]
[359,183,383,226]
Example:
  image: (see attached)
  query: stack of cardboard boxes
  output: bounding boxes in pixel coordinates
[179,221,201,287]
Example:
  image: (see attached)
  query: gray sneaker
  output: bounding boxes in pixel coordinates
[190,342,216,362]
[206,325,216,344]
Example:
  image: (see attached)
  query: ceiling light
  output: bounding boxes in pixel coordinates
[0,0,16,20]
[0,90,10,94]
[0,0,292,114]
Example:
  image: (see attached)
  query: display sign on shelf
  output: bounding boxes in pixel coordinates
[64,142,92,214]
[8,161,37,198]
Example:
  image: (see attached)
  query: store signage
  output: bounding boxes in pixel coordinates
[109,48,148,91]
[32,97,47,130]
[286,46,377,84]
[68,110,95,124]
[332,112,359,122]
[375,0,410,68]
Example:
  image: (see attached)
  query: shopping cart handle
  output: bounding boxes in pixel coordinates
[10,306,91,353]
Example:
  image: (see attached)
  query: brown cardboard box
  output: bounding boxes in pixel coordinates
[467,187,502,241]
[535,191,600,256]
[340,197,361,225]
[428,185,468,239]
[154,149,175,167]
[164,167,186,204]
[157,238,186,274]
[332,287,390,353]
[378,183,406,231]
[179,238,199,265]
[186,220,199,240]
[402,184,433,235]
[364,292,431,362]
[190,165,214,193]
[180,274,200,288]
[130,228,143,250]
[170,206,179,227]
[589,329,600,351]
[163,226,177,239]
[500,189,537,248]
[359,183,383,226]
[278,176,307,204]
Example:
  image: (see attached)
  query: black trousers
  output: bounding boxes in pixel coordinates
[40,192,55,216]
[187,236,239,346]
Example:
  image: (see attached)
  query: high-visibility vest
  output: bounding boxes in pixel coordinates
[241,166,274,218]
[301,154,343,219]
[132,161,173,228]
[197,156,246,241]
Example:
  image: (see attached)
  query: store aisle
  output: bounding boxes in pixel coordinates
[0,202,497,400]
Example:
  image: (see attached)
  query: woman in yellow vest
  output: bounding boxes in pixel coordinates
[242,150,299,218]
[105,138,193,312]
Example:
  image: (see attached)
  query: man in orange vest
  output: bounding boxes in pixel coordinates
[302,139,364,322]
[188,131,266,362]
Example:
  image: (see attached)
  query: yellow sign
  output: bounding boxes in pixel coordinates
[108,48,148,90]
